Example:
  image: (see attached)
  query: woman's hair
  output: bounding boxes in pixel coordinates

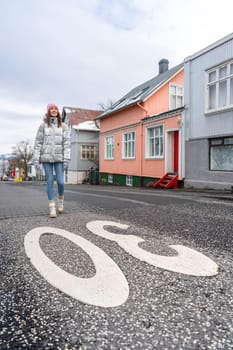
[45,111,62,127]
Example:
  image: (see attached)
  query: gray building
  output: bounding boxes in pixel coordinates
[67,121,99,184]
[62,106,102,184]
[184,33,233,189]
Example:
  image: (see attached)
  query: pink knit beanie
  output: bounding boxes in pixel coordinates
[47,103,58,111]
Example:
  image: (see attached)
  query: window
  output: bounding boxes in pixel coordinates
[209,137,233,171]
[126,175,133,186]
[123,131,135,159]
[105,136,114,159]
[80,145,97,160]
[108,174,113,183]
[146,125,164,158]
[207,60,233,112]
[170,84,183,109]
[130,87,149,100]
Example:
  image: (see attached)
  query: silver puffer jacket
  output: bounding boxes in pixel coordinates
[33,122,70,163]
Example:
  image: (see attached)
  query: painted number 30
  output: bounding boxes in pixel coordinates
[24,220,218,308]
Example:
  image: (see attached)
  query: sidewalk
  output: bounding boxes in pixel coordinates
[171,187,233,201]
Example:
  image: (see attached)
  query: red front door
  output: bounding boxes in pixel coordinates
[173,131,179,173]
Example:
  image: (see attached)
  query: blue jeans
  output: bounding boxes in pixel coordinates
[43,162,64,201]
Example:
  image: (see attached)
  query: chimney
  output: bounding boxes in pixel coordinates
[159,58,169,74]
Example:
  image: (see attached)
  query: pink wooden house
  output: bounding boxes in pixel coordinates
[97,59,185,188]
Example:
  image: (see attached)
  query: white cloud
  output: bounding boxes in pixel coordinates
[0,98,43,116]
[0,116,41,154]
[0,0,233,153]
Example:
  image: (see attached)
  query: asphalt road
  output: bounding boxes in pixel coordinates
[0,182,232,350]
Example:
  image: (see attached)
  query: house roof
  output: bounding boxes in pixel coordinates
[0,154,16,160]
[184,32,233,62]
[73,120,99,131]
[97,62,183,119]
[62,106,102,126]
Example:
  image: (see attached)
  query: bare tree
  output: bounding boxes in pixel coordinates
[97,99,115,111]
[12,140,33,179]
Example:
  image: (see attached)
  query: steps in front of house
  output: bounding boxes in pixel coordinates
[148,172,178,189]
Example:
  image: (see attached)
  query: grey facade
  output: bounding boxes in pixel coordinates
[184,33,233,189]
[67,122,99,184]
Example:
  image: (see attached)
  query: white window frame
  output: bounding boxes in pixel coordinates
[209,136,233,171]
[206,59,233,113]
[80,144,97,160]
[105,136,114,160]
[169,83,184,110]
[126,175,133,186]
[108,174,113,183]
[145,124,164,159]
[122,131,136,159]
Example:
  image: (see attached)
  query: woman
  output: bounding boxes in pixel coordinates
[33,103,70,218]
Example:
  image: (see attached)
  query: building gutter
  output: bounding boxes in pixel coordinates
[136,102,147,183]
[137,102,148,117]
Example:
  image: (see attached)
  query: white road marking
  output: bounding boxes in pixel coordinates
[86,221,218,276]
[24,221,218,308]
[24,226,129,307]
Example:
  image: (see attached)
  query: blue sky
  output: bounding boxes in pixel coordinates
[0,0,233,154]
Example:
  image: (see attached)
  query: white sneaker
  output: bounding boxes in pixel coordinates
[57,197,64,213]
[49,201,57,218]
